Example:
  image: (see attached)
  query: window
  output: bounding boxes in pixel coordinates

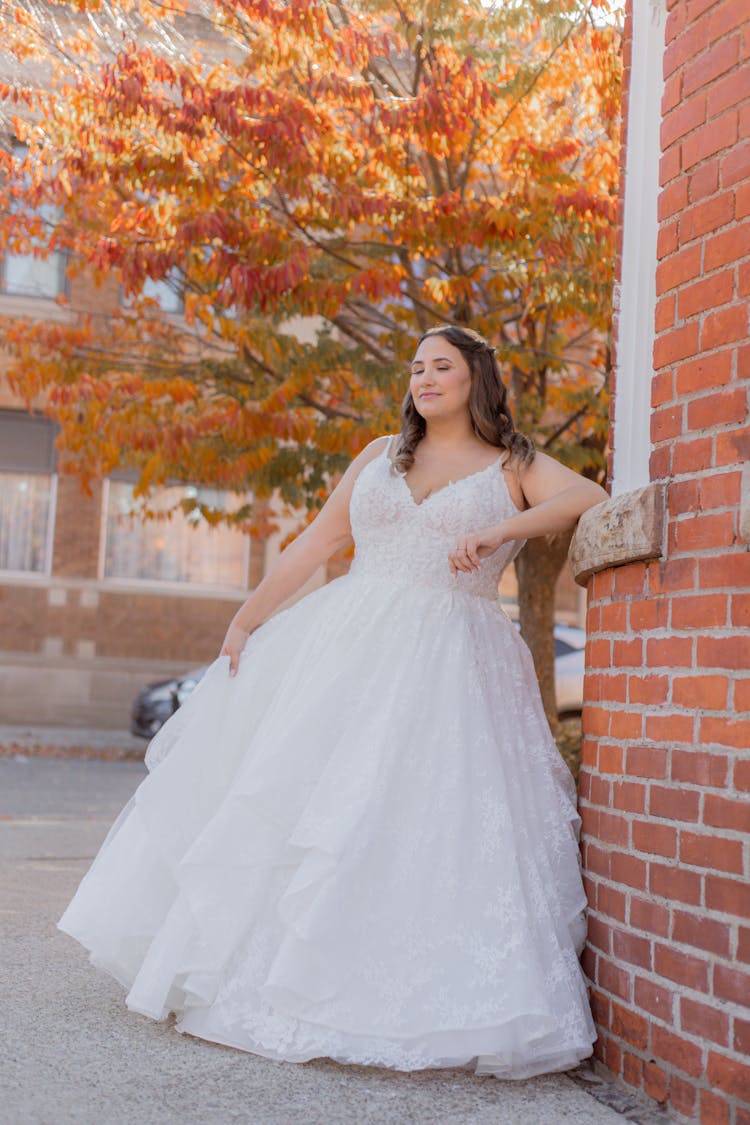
[0,142,67,300]
[121,268,185,315]
[102,480,248,588]
[141,273,184,314]
[0,411,57,574]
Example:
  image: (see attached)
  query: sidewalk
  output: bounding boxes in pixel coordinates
[0,723,145,761]
[0,756,666,1124]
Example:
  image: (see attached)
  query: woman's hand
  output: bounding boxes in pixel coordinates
[448,523,508,576]
[220,620,253,677]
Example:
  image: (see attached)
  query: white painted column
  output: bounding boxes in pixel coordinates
[611,0,667,497]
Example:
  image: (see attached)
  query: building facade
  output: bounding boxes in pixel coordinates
[570,0,749,1120]
[0,259,329,726]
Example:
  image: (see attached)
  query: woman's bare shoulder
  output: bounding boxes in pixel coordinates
[511,448,553,474]
[338,435,392,486]
[354,434,392,467]
[511,448,608,507]
[318,435,392,508]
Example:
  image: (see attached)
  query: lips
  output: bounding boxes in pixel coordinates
[419,393,440,399]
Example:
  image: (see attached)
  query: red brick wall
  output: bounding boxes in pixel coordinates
[580,1,750,1121]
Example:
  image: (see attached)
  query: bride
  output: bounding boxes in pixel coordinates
[58,323,609,1080]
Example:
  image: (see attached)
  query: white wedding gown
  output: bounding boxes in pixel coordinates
[57,438,596,1079]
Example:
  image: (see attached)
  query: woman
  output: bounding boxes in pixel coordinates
[58,324,609,1080]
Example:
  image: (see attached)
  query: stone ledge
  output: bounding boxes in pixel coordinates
[569,481,667,587]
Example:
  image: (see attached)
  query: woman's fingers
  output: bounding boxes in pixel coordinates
[449,539,480,573]
[465,537,481,566]
[219,622,252,677]
[219,641,241,677]
[449,527,502,573]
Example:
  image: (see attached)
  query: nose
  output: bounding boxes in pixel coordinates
[413,371,436,390]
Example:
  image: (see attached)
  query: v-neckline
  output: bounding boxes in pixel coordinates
[391,449,509,509]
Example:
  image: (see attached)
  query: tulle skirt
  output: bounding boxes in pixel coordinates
[57,570,596,1079]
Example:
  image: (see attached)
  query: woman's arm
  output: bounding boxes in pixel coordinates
[499,452,610,541]
[220,435,389,674]
[449,451,609,574]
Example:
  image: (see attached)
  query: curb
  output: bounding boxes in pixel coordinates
[0,725,146,762]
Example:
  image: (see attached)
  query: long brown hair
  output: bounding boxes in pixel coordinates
[391,325,535,473]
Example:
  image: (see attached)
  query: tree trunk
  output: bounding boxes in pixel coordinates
[514,528,575,739]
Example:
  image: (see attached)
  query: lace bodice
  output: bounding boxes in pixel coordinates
[348,438,526,601]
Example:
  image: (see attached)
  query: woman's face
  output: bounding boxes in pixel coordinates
[409,336,472,421]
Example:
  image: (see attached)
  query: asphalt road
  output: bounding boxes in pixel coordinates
[0,755,640,1125]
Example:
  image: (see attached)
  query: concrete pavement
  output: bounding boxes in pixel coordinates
[0,756,659,1125]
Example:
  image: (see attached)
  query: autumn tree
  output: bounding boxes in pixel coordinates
[0,0,621,728]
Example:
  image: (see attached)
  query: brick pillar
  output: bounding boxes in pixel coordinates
[574,1,750,1121]
[51,475,103,579]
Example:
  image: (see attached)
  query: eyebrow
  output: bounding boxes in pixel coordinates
[410,356,455,369]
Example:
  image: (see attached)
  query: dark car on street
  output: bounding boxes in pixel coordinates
[130,668,207,738]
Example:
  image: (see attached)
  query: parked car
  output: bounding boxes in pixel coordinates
[131,623,585,739]
[550,624,586,717]
[130,668,207,738]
